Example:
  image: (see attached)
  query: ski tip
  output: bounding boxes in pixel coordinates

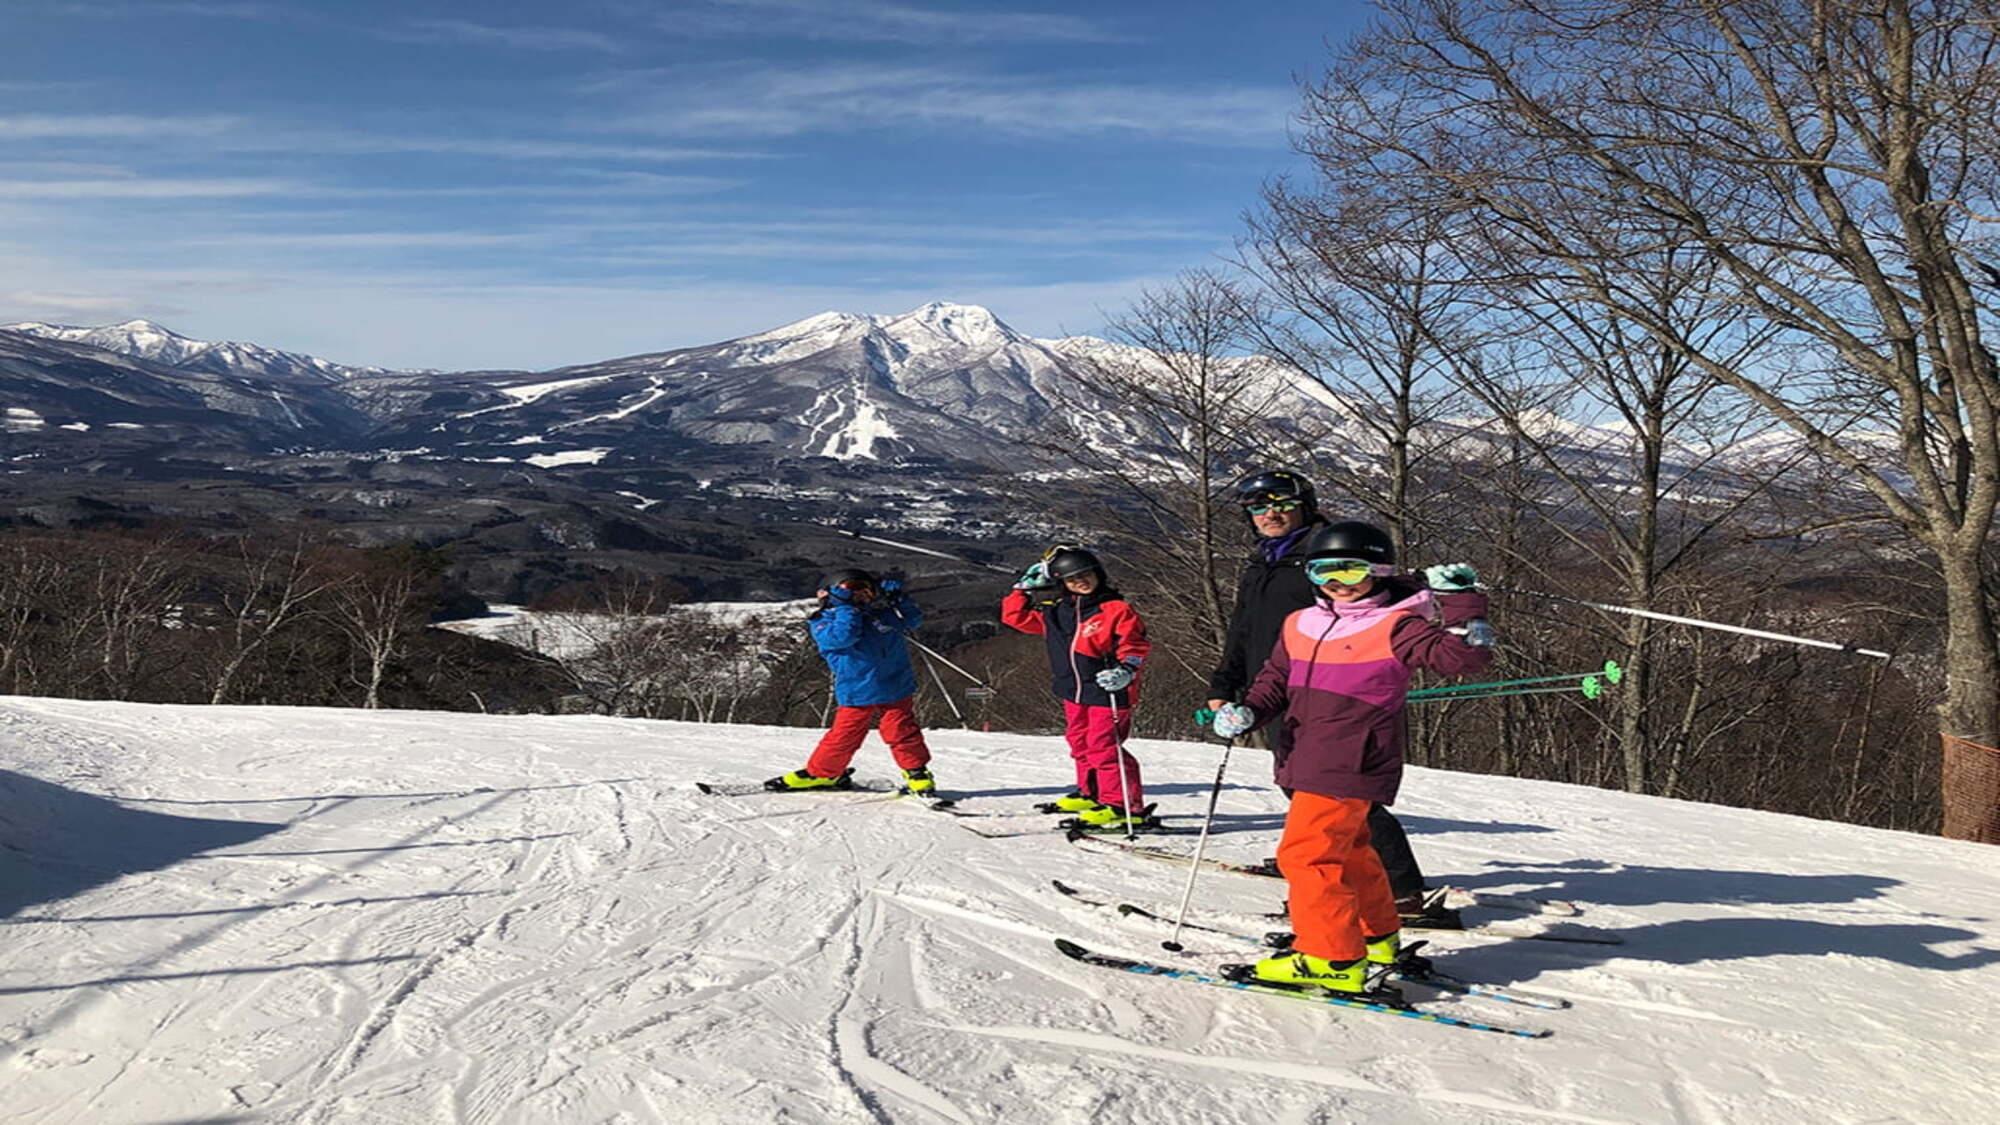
[694,782,717,795]
[1051,879,1077,895]
[1053,938,1088,959]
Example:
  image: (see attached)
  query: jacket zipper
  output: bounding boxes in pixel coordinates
[1068,593,1087,703]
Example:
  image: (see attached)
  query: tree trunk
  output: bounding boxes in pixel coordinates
[1938,547,2000,841]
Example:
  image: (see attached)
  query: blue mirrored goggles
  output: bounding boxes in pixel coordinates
[1243,499,1303,516]
[1304,558,1392,586]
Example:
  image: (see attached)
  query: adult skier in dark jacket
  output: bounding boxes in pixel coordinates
[1204,470,1449,924]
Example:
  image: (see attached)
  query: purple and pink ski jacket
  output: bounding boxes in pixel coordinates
[1241,577,1492,804]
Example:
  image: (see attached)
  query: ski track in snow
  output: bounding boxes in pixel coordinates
[1,697,1997,1123]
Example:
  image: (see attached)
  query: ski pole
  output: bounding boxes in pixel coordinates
[1484,586,1892,660]
[1109,693,1137,842]
[1408,661,1622,701]
[1163,736,1235,953]
[833,528,1015,574]
[908,638,993,691]
[920,653,970,730]
[1410,680,1616,704]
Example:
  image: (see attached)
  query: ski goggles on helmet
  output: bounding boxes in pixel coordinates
[1243,499,1304,516]
[1305,558,1392,586]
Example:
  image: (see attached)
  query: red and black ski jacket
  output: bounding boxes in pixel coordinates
[1000,585,1151,708]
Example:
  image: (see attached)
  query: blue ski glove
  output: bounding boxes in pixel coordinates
[1014,561,1054,590]
[1212,703,1255,739]
[1094,661,1139,691]
[876,579,904,603]
[1424,562,1480,591]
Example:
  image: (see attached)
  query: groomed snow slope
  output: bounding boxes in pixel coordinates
[2,696,1995,1124]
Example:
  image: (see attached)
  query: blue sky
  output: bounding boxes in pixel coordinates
[0,0,1375,369]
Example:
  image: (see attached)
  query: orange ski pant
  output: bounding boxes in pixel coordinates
[805,696,931,778]
[1278,792,1403,963]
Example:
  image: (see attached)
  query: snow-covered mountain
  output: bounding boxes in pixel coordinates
[1,319,411,385]
[360,300,1354,471]
[0,303,1362,472]
[4,695,1995,1122]
[0,302,1754,487]
[0,326,373,458]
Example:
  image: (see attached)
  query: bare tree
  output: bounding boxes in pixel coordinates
[325,544,444,709]
[1243,189,1481,553]
[79,533,189,699]
[1303,0,2000,839]
[1028,270,1325,677]
[0,539,67,693]
[206,535,342,705]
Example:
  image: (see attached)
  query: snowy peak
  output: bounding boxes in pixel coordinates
[1,319,407,383]
[878,301,1020,351]
[717,303,1022,369]
[4,319,210,366]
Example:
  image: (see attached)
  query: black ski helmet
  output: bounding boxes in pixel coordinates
[1302,521,1395,566]
[1044,546,1104,582]
[1233,469,1317,517]
[821,567,876,592]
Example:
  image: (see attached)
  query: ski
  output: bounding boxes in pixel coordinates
[1064,824,1264,868]
[1049,881,1571,1009]
[1052,939,1552,1039]
[1456,889,1579,918]
[1050,879,1268,944]
[1064,831,1582,917]
[694,780,900,797]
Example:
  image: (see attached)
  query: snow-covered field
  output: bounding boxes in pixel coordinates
[2,696,1996,1124]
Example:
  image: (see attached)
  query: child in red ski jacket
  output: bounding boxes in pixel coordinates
[999,546,1154,831]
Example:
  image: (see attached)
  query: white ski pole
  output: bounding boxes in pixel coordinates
[1163,737,1236,953]
[920,652,969,729]
[1485,585,1892,659]
[908,638,993,690]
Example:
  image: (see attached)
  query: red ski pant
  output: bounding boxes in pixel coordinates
[806,697,931,777]
[1279,792,1402,963]
[1061,700,1142,810]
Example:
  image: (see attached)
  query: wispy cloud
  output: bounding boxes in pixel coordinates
[590,63,1291,144]
[0,289,155,321]
[0,114,240,139]
[172,231,557,251]
[384,19,628,54]
[0,177,299,199]
[625,0,1127,46]
[28,2,287,19]
[1,112,770,164]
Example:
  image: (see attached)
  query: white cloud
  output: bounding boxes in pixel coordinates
[638,0,1126,45]
[590,62,1292,144]
[0,114,240,139]
[0,289,158,320]
[386,19,627,54]
[0,177,299,199]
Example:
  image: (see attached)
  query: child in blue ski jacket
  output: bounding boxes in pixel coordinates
[768,567,936,793]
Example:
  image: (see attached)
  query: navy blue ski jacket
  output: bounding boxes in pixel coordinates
[809,594,924,707]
